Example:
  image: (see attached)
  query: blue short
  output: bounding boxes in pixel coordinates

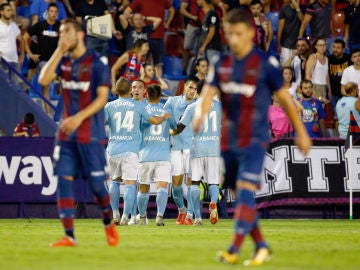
[222,142,267,189]
[54,141,106,179]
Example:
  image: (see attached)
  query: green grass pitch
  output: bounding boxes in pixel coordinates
[1,219,359,270]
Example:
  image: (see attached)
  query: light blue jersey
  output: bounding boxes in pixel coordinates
[164,95,195,150]
[139,103,176,162]
[180,100,222,158]
[105,98,151,157]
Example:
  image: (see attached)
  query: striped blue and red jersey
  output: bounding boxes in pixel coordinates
[56,50,111,143]
[206,49,283,151]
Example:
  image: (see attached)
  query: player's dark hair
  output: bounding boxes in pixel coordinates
[197,79,205,95]
[62,18,85,32]
[115,77,131,96]
[24,113,35,125]
[185,75,199,86]
[250,0,262,6]
[147,85,162,101]
[130,39,148,53]
[344,82,358,95]
[132,79,145,87]
[47,3,59,11]
[224,8,253,27]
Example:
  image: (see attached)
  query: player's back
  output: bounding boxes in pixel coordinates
[164,95,195,150]
[139,103,174,162]
[181,100,222,158]
[105,97,148,156]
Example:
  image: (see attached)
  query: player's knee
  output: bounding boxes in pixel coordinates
[139,184,150,193]
[191,180,200,186]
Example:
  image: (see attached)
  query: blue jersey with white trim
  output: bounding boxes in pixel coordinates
[105,97,151,156]
[206,49,283,150]
[164,95,195,150]
[180,100,222,158]
[139,103,176,162]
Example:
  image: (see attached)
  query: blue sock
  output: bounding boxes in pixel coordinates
[57,176,75,238]
[137,192,149,217]
[123,184,136,218]
[172,185,184,209]
[109,181,121,214]
[209,184,219,203]
[190,185,201,219]
[131,183,138,217]
[187,185,194,216]
[156,188,168,216]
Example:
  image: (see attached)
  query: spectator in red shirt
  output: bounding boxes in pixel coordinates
[13,113,40,137]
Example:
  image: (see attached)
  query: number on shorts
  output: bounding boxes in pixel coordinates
[114,111,135,132]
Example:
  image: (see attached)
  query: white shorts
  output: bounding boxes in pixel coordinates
[138,161,171,184]
[191,156,220,185]
[171,149,190,176]
[107,152,139,181]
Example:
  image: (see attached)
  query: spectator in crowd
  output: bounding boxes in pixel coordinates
[341,49,360,96]
[75,0,119,57]
[30,0,67,25]
[283,37,310,87]
[305,38,331,103]
[24,3,60,114]
[13,112,40,137]
[298,0,332,52]
[283,66,298,99]
[198,0,223,62]
[298,79,327,138]
[336,82,360,139]
[249,0,273,52]
[268,93,294,138]
[124,0,175,77]
[191,57,209,80]
[140,63,169,93]
[0,0,30,30]
[344,0,360,50]
[328,39,352,108]
[180,0,200,74]
[277,0,304,65]
[119,12,161,50]
[110,38,149,85]
[0,2,25,87]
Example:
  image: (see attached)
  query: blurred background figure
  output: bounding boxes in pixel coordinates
[13,112,40,137]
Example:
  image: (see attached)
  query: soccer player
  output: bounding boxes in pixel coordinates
[105,77,170,226]
[137,85,176,226]
[38,18,119,247]
[164,77,198,225]
[172,80,222,226]
[192,9,312,266]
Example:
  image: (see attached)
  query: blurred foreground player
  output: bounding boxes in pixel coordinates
[39,18,119,247]
[192,9,311,266]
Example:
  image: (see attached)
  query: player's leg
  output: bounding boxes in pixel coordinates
[107,156,122,224]
[171,150,187,224]
[206,157,221,225]
[80,142,119,246]
[50,142,78,247]
[189,157,204,225]
[121,152,139,225]
[137,162,152,226]
[128,182,138,225]
[154,161,171,226]
[184,149,194,225]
